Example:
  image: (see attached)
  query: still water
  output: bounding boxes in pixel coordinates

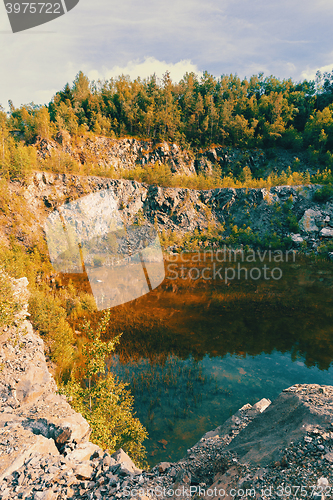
[67,252,333,465]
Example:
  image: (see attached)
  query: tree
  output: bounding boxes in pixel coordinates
[304,106,333,151]
[60,310,148,467]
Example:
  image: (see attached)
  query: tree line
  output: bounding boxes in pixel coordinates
[1,69,333,152]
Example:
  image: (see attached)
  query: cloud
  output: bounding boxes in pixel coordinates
[301,63,333,81]
[1,0,333,107]
[85,58,202,84]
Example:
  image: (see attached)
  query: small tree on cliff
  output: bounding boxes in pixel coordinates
[60,310,148,467]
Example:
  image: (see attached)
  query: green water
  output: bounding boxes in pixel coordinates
[72,254,333,465]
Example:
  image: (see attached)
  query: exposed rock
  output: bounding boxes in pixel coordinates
[0,279,93,484]
[299,208,322,233]
[320,227,333,238]
[227,384,333,466]
[36,137,197,176]
[65,442,102,462]
[4,170,333,260]
[158,462,171,473]
[0,432,59,482]
[289,233,304,245]
[73,462,94,480]
[111,448,142,475]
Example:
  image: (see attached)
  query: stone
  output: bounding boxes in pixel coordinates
[299,209,321,233]
[324,452,333,463]
[247,398,271,415]
[73,463,94,480]
[111,448,142,475]
[227,384,333,466]
[317,477,329,487]
[158,462,171,473]
[33,490,58,500]
[289,233,304,245]
[66,442,102,462]
[320,227,333,238]
[169,469,191,500]
[0,433,59,482]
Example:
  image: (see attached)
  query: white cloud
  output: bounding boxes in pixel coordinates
[86,57,202,84]
[301,63,333,81]
[1,0,333,107]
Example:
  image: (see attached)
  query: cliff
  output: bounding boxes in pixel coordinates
[36,136,312,178]
[2,170,333,259]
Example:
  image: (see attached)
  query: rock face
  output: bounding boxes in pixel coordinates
[23,172,333,252]
[4,168,333,257]
[35,137,312,181]
[0,279,91,483]
[228,385,333,465]
[36,137,197,176]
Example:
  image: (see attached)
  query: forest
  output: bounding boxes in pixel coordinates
[1,69,333,154]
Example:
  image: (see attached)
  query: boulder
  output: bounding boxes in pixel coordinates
[320,227,333,238]
[66,442,102,462]
[73,462,95,480]
[111,448,142,475]
[299,209,322,233]
[289,233,304,245]
[227,384,333,466]
[0,430,59,482]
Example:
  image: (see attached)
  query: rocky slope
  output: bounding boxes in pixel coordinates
[36,135,313,179]
[1,279,333,499]
[9,171,333,255]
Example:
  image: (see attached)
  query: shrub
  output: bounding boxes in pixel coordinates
[60,311,148,467]
[313,184,333,202]
[29,290,75,376]
[0,271,21,328]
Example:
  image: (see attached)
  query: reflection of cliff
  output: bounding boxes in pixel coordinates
[72,258,333,371]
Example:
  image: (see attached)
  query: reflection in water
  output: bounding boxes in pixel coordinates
[64,255,333,465]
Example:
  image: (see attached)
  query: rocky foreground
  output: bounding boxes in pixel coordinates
[1,280,333,500]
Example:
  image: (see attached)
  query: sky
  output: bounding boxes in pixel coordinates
[1,0,333,109]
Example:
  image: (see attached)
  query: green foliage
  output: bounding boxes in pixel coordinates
[29,290,75,376]
[60,311,148,467]
[286,214,299,232]
[313,184,333,202]
[0,70,319,150]
[0,271,21,329]
[226,225,259,247]
[3,68,333,183]
[312,168,333,184]
[304,106,333,152]
[316,240,333,255]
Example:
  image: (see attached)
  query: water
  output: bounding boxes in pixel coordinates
[66,253,333,465]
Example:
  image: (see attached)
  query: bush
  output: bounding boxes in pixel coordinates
[60,311,148,467]
[313,184,333,202]
[29,290,75,376]
[0,271,21,328]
